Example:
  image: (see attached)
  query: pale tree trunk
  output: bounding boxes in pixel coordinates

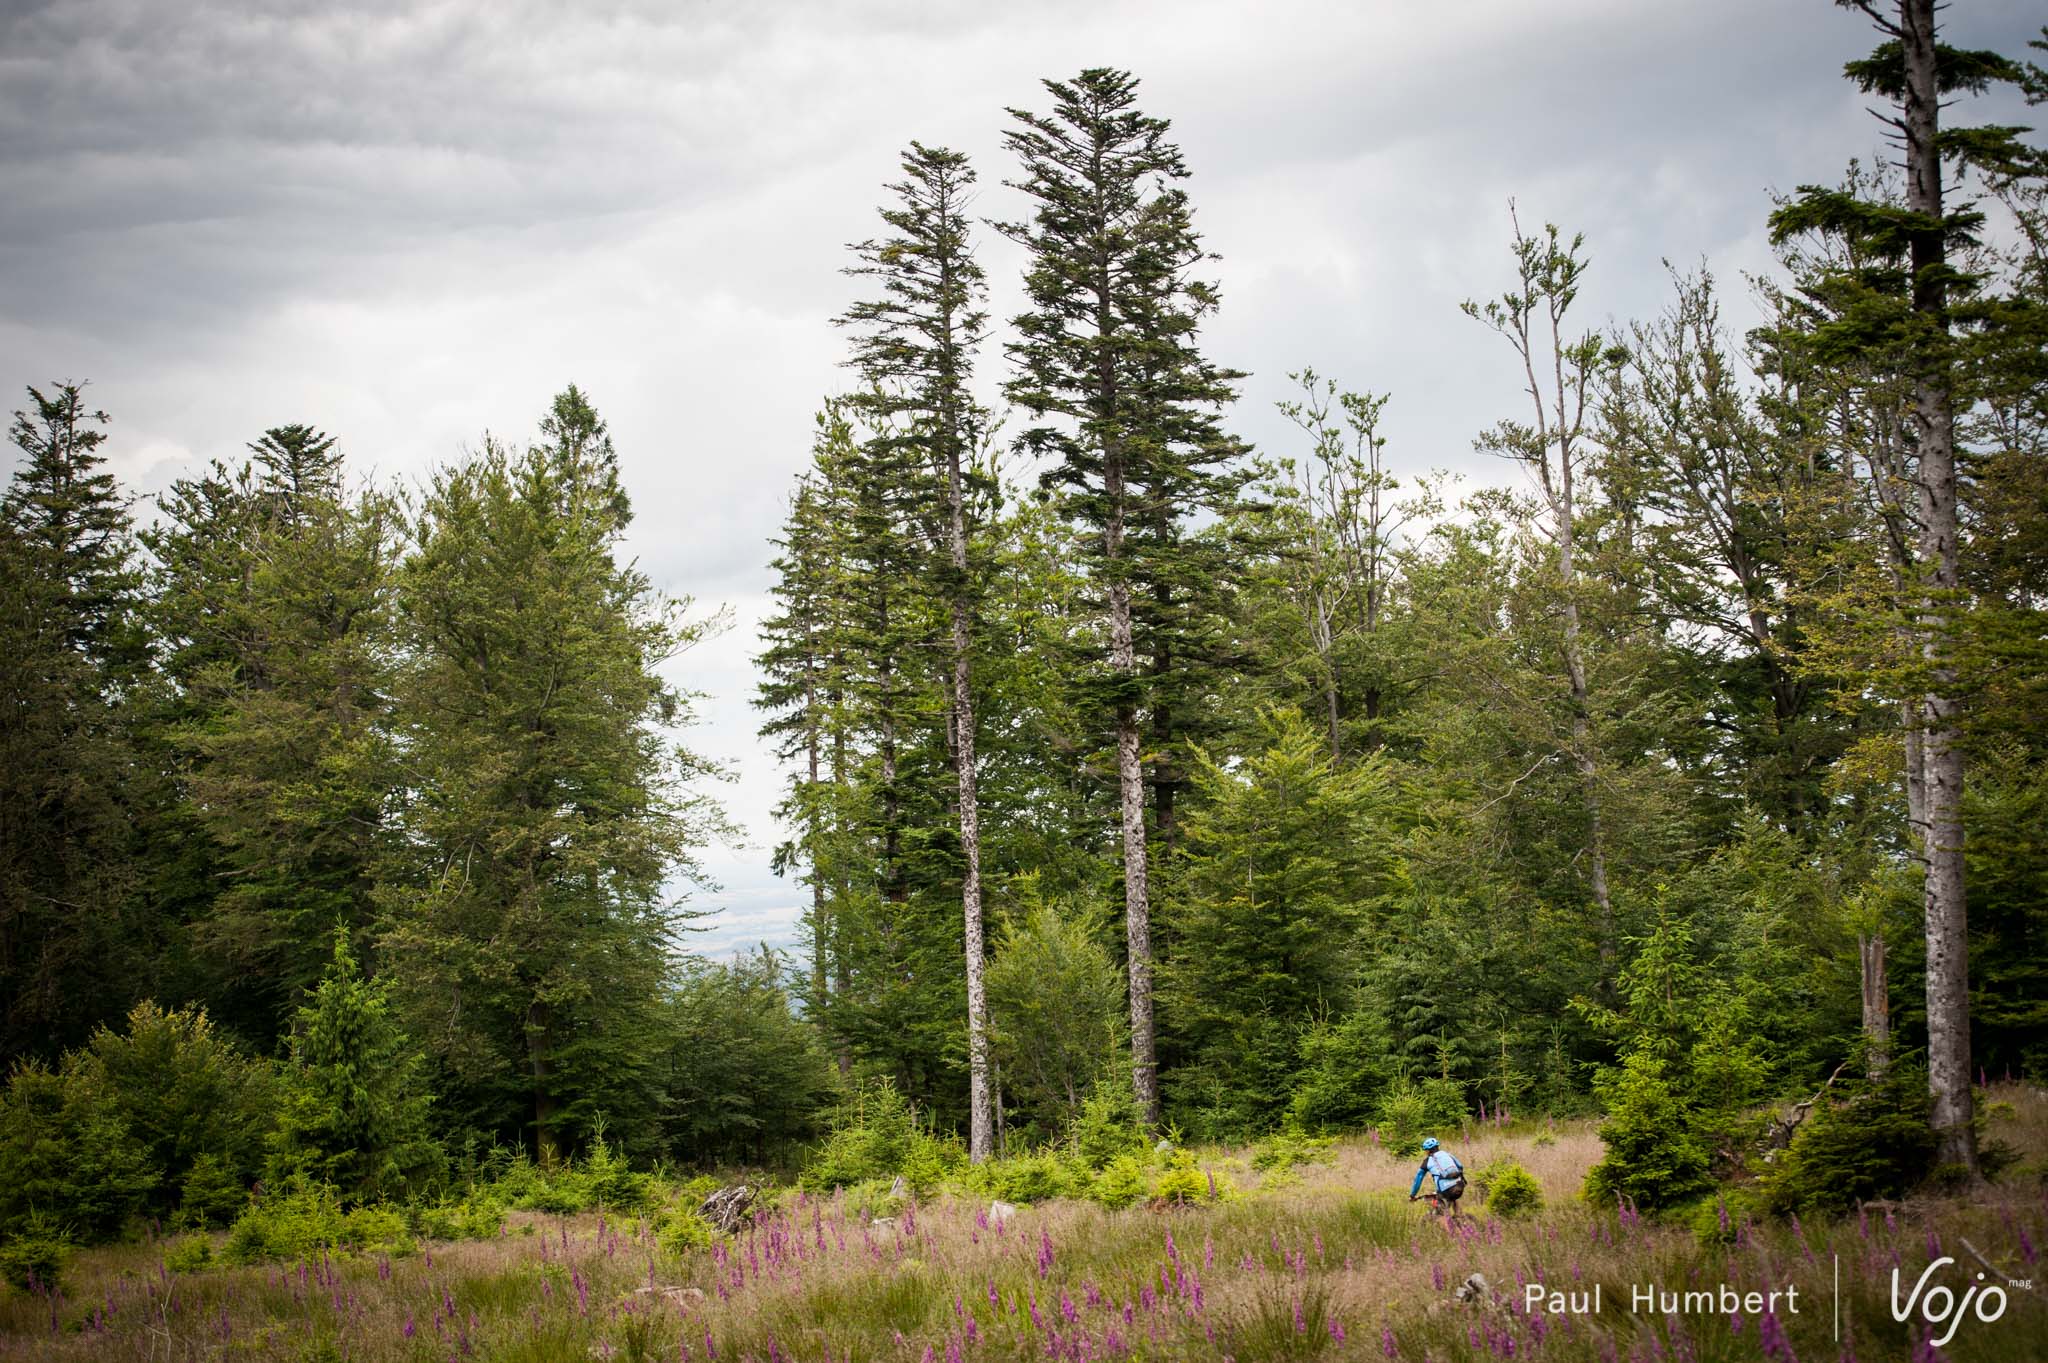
[1105,445,1159,1128]
[943,427,994,1162]
[1898,0,1977,1175]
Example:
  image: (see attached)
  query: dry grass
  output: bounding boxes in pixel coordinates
[3,1085,2044,1361]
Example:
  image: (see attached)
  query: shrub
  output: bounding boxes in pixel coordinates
[0,1061,156,1243]
[656,1207,714,1255]
[579,1134,654,1212]
[973,1150,1083,1205]
[0,1212,70,1293]
[800,1080,919,1192]
[163,1235,214,1273]
[1686,1188,1764,1249]
[221,1182,415,1265]
[1761,1072,1936,1216]
[1251,1132,1334,1174]
[1152,1149,1223,1207]
[1583,1053,1712,1213]
[411,1197,505,1242]
[1088,1156,1150,1209]
[177,1152,248,1229]
[1069,1082,1149,1171]
[76,1003,275,1221]
[1482,1159,1543,1219]
[1376,1076,1466,1156]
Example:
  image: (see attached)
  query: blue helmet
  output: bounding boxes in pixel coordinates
[1421,1138,1439,1152]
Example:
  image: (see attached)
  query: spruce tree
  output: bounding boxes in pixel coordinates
[271,929,436,1201]
[384,387,725,1159]
[1000,68,1247,1126]
[0,383,147,1059]
[840,142,1000,1161]
[1770,0,2043,1174]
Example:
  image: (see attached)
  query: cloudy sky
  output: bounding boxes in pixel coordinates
[4,0,2040,957]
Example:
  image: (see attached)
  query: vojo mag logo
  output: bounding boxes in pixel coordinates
[1891,1251,2028,1348]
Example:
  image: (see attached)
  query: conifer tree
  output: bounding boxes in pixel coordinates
[0,383,147,1059]
[384,387,726,1159]
[840,142,1000,1161]
[1000,68,1246,1126]
[271,929,435,1201]
[143,427,400,1039]
[1770,0,2042,1174]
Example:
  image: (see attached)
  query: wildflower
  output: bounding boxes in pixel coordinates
[1758,1309,1798,1362]
[1328,1317,1346,1344]
[403,1314,416,1340]
[1293,1294,1305,1334]
[1040,1229,1056,1277]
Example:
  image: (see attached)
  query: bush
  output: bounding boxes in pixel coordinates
[1069,1082,1149,1171]
[800,1080,920,1192]
[1153,1149,1227,1207]
[0,1212,70,1293]
[1583,1053,1712,1213]
[1251,1132,1334,1174]
[1686,1188,1764,1249]
[973,1150,1084,1205]
[0,1061,156,1244]
[1761,1072,1936,1217]
[1482,1159,1543,1219]
[410,1197,505,1242]
[76,1003,275,1221]
[1376,1076,1466,1156]
[1087,1156,1150,1209]
[221,1182,415,1265]
[657,1207,714,1255]
[163,1235,214,1273]
[578,1135,654,1212]
[177,1153,248,1229]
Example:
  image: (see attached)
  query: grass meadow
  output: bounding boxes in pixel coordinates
[2,1086,2042,1362]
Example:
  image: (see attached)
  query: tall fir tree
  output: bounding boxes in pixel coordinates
[0,383,149,1060]
[1000,68,1247,1126]
[839,142,1000,1161]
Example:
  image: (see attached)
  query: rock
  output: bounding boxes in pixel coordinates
[987,1200,1019,1226]
[889,1175,907,1200]
[632,1285,706,1308]
[699,1184,757,1234]
[1455,1272,1491,1304]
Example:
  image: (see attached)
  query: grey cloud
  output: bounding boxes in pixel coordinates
[5,0,2042,958]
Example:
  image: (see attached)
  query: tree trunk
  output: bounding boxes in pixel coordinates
[1555,437,1617,977]
[1899,0,1977,1175]
[528,999,558,1166]
[945,451,994,1163]
[1105,453,1159,1129]
[1859,930,1890,1080]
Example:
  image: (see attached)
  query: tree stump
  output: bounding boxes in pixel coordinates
[699,1184,756,1234]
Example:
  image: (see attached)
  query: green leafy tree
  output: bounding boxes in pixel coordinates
[142,426,401,1039]
[984,886,1127,1137]
[271,931,436,1201]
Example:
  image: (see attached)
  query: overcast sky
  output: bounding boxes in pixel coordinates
[4,0,2040,958]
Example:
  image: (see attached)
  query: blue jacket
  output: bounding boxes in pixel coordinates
[1411,1150,1463,1197]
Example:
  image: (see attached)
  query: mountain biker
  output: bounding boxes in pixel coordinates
[1408,1137,1465,1209]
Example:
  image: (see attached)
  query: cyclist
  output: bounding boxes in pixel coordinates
[1408,1137,1465,1211]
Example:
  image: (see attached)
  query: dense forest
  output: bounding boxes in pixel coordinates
[2,1,2045,1264]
